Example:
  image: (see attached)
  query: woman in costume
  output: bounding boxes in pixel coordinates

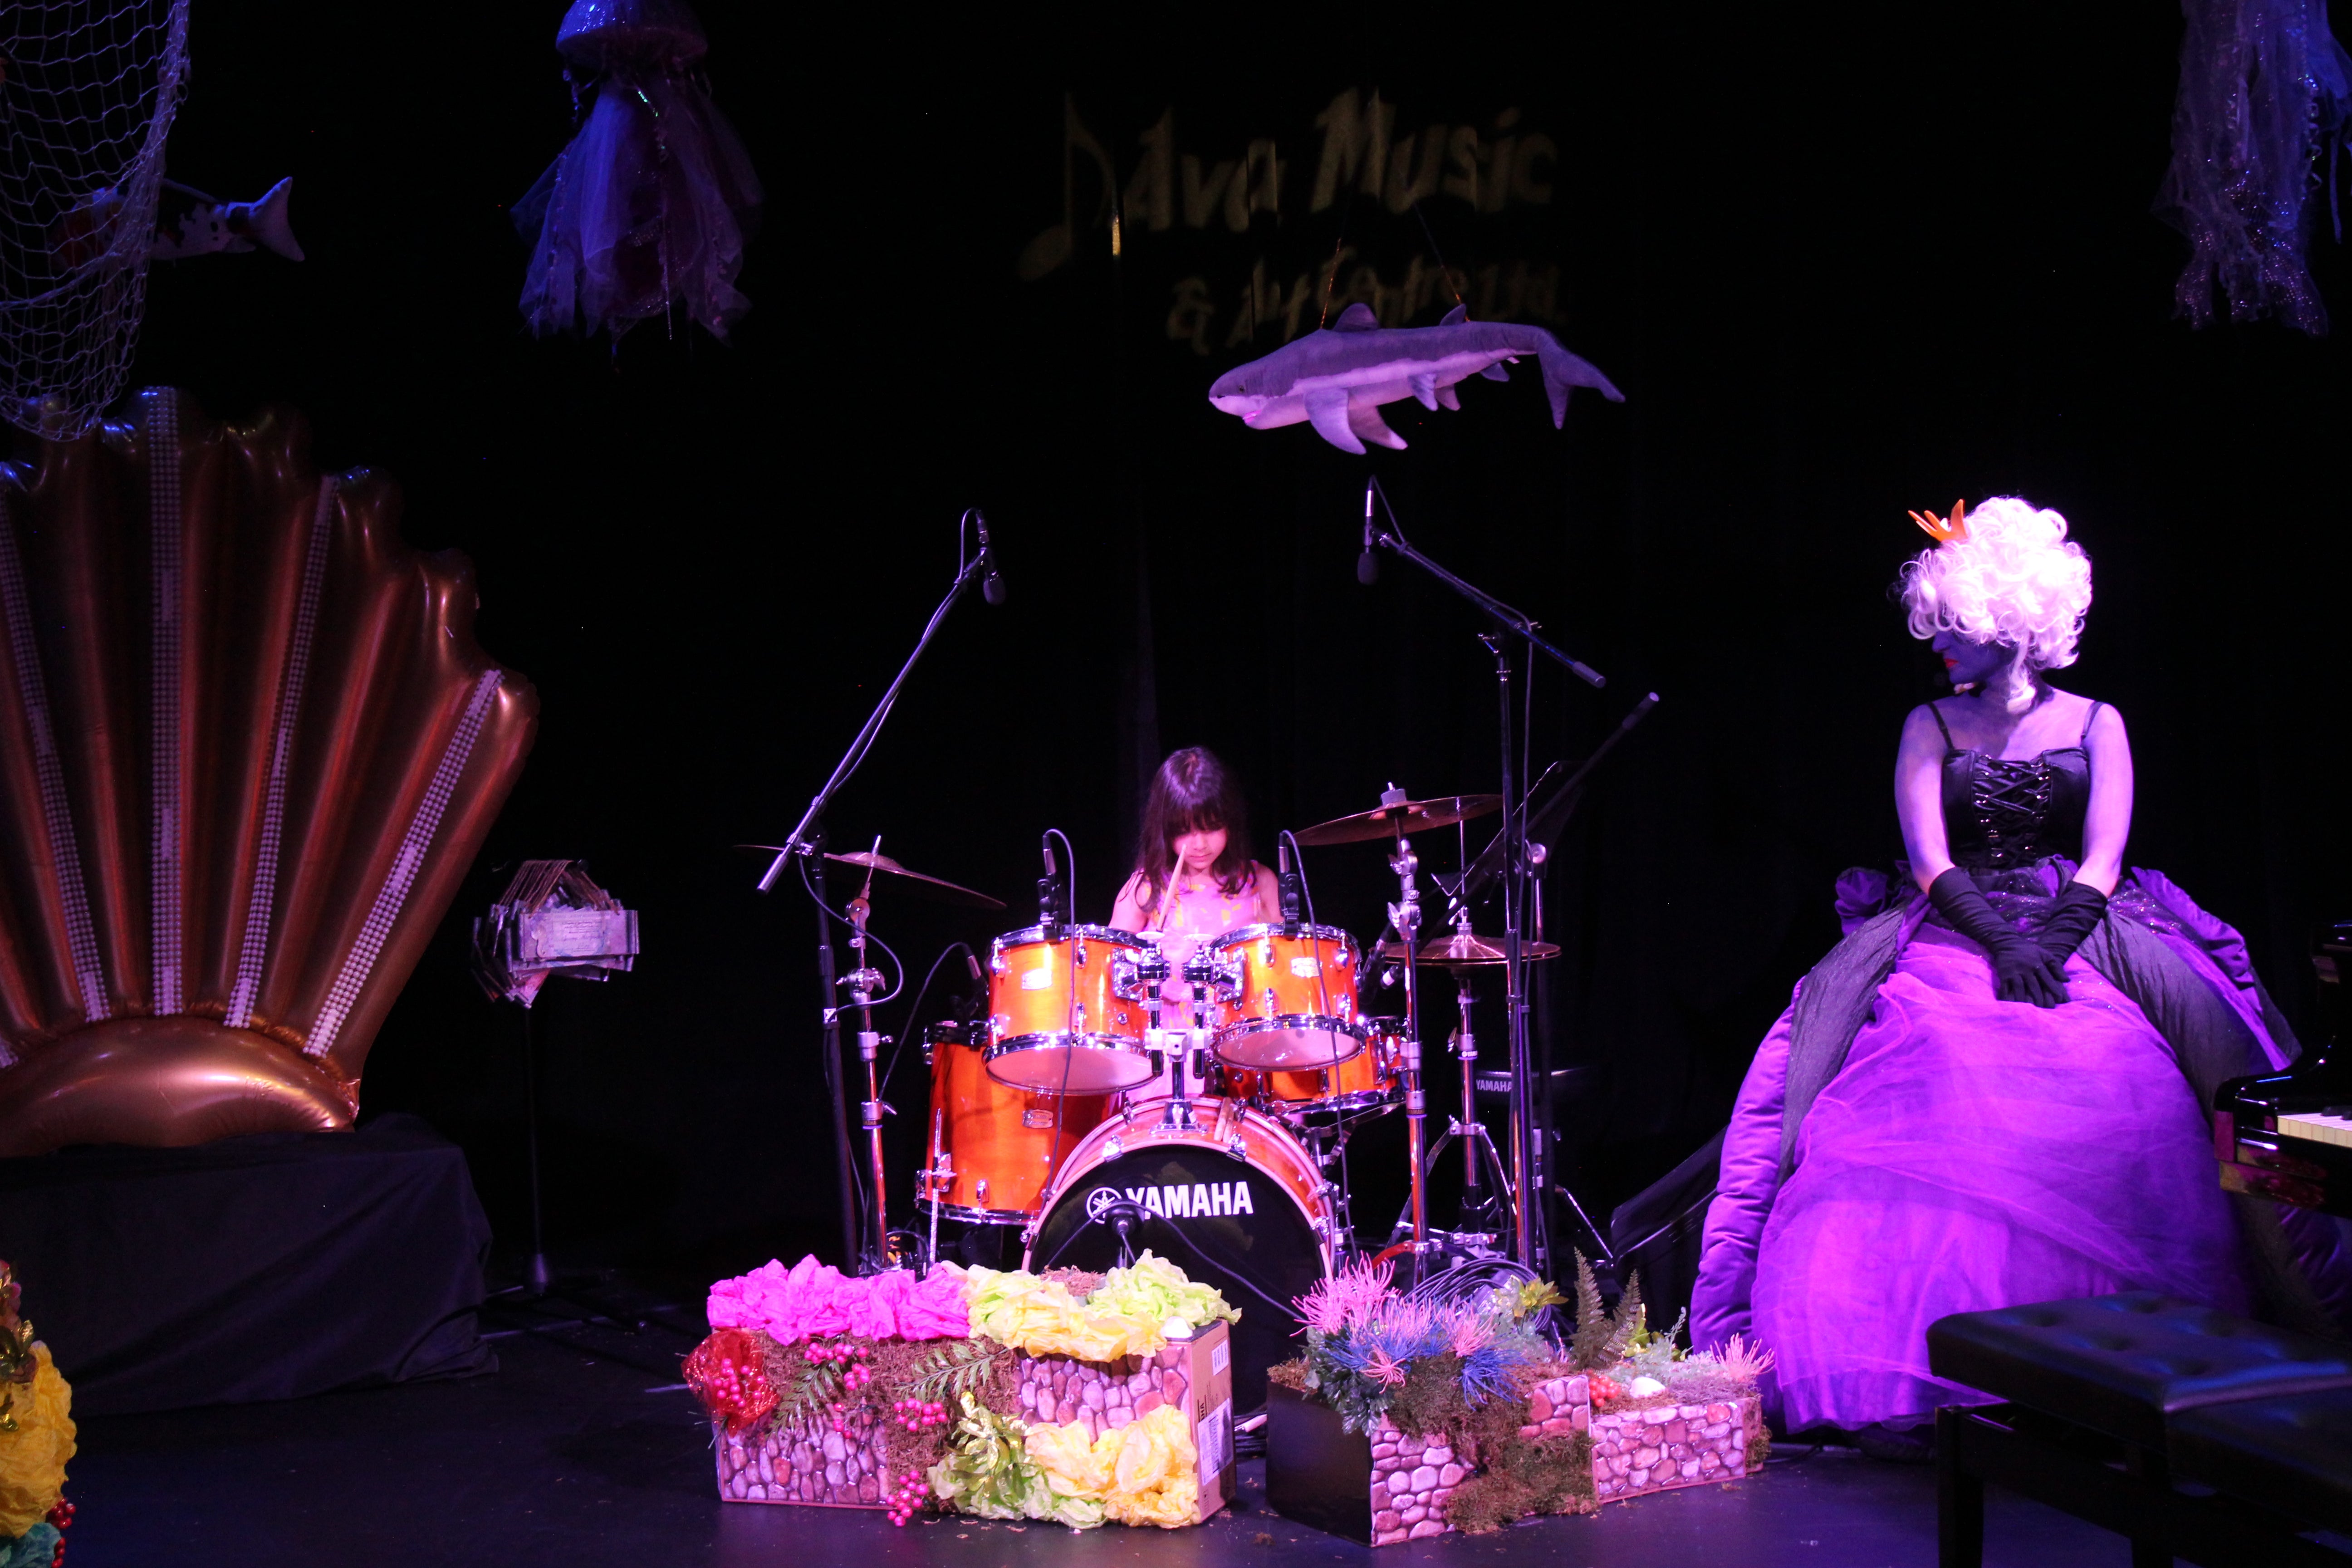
[1109,746,1281,987]
[1690,497,2349,1458]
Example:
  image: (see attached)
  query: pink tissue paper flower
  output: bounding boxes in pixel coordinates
[706,1255,968,1343]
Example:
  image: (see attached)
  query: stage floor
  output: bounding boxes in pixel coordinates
[61,1306,2128,1567]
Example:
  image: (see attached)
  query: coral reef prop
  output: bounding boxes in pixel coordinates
[1290,1259,1549,1435]
[0,389,538,1156]
[1271,1257,1769,1544]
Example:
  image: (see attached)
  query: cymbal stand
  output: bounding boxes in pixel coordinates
[1363,477,1606,1274]
[1387,804,1429,1263]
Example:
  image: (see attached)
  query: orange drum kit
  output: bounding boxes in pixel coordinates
[857,789,1562,1404]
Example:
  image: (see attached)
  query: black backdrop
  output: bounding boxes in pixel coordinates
[84,5,2352,1283]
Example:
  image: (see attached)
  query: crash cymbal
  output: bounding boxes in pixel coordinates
[1294,793,1502,846]
[734,846,1005,909]
[1377,931,1561,966]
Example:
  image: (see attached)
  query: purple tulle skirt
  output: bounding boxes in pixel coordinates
[1692,863,2339,1433]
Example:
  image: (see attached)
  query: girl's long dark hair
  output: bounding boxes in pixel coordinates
[1133,747,1254,917]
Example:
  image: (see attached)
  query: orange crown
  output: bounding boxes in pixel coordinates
[1909,500,1968,544]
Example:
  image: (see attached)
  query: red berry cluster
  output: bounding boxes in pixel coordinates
[804,1338,875,1433]
[891,1396,948,1433]
[1586,1372,1627,1411]
[44,1495,73,1566]
[883,1468,929,1527]
[683,1328,779,1436]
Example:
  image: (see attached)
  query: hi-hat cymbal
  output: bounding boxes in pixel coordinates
[735,846,1005,909]
[1377,931,1561,966]
[1294,793,1502,846]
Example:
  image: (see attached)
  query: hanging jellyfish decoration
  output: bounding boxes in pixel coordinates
[513,0,762,343]
[2155,0,2352,333]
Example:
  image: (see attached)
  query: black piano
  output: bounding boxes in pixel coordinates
[2216,920,2352,1216]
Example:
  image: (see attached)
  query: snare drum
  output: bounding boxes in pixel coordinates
[983,924,1156,1093]
[917,1021,1111,1224]
[1209,923,1365,1071]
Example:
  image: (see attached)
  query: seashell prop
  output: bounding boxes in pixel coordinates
[0,387,538,1156]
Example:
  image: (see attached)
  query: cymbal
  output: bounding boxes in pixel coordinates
[1377,931,1561,966]
[735,846,1005,909]
[1294,793,1502,846]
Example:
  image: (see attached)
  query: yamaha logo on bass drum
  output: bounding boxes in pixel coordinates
[1086,1181,1257,1222]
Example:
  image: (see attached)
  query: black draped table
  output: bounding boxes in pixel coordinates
[0,1113,496,1414]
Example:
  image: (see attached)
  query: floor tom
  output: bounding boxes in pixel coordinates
[916,1021,1111,1224]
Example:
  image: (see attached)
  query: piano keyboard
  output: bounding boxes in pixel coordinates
[2280,1112,2352,1151]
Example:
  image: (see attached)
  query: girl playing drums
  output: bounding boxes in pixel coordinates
[1109,746,1280,993]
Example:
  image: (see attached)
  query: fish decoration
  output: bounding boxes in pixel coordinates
[1208,304,1622,454]
[150,176,304,261]
[52,176,304,269]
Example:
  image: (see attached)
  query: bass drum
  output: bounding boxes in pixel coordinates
[1027,1099,1333,1412]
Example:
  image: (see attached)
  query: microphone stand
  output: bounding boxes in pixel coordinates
[757,545,990,1274]
[1364,481,1605,1273]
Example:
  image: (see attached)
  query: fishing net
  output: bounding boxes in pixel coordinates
[0,0,191,437]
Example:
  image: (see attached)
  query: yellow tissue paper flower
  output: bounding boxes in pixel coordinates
[0,1343,74,1537]
[1023,1402,1199,1529]
[962,1267,1161,1361]
[1089,1252,1238,1332]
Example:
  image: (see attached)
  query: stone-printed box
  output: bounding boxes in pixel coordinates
[1273,1376,1764,1544]
[1363,1372,1592,1546]
[715,1322,1237,1522]
[1588,1393,1764,1502]
[1268,1374,1590,1546]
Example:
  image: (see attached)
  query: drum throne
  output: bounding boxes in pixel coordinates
[0,388,537,1156]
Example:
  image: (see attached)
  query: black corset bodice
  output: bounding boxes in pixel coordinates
[1941,744,2091,871]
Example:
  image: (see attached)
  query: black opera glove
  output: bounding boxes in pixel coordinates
[2036,881,2110,967]
[1927,867,2068,1009]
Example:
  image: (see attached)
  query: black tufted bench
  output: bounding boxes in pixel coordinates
[1926,1292,2352,1568]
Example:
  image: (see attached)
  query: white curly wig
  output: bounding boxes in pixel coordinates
[1897,495,2093,714]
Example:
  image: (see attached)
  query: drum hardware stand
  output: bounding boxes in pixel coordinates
[1385,796,1431,1265]
[1362,479,1607,1274]
[1442,910,1512,1236]
[843,862,902,1270]
[755,515,996,1275]
[1136,947,1201,1133]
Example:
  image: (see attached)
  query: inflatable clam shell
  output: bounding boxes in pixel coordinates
[0,388,537,1156]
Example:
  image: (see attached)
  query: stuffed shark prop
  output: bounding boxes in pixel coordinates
[1207,303,1622,454]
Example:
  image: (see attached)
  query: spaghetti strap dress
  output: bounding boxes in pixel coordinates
[1690,699,2352,1432]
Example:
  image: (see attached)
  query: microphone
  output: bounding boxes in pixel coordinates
[1038,833,1063,924]
[1357,479,1378,585]
[1277,838,1303,925]
[976,511,1008,606]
